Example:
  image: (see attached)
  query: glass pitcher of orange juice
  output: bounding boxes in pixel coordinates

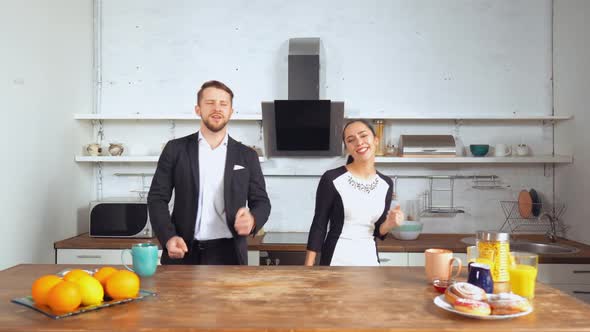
[466,245,495,271]
[509,252,538,299]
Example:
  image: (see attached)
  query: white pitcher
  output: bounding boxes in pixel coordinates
[494,144,512,157]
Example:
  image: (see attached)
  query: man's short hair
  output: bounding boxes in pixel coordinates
[197,80,234,105]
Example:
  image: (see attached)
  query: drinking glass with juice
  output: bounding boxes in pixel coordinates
[509,252,538,299]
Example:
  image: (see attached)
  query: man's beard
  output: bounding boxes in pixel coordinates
[202,116,229,133]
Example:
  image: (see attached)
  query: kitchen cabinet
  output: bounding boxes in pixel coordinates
[56,248,261,266]
[407,253,466,266]
[378,252,407,266]
[56,249,161,265]
[538,264,590,303]
[247,250,260,266]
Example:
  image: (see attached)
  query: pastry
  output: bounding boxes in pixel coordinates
[487,293,532,315]
[444,282,487,304]
[453,298,491,316]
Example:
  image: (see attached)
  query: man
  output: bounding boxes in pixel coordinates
[148,80,271,265]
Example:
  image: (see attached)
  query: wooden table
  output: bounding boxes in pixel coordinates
[2,264,590,331]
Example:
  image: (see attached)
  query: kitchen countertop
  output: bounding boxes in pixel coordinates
[1,264,590,331]
[55,233,590,264]
[54,233,263,250]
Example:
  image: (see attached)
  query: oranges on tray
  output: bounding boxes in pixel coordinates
[30,267,141,314]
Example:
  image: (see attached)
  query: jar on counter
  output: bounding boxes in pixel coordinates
[476,231,511,283]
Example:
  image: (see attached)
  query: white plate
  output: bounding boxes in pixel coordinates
[433,295,533,320]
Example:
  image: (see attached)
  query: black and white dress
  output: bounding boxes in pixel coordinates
[307,166,393,266]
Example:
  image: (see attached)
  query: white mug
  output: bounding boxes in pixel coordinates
[494,144,512,157]
[516,144,529,156]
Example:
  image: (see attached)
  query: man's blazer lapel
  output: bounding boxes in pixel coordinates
[224,137,237,226]
[188,132,200,195]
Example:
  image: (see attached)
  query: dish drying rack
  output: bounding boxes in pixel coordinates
[471,175,510,190]
[498,200,568,236]
[421,177,465,217]
[391,174,503,218]
[114,172,153,199]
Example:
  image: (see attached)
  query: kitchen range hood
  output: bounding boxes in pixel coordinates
[262,38,344,157]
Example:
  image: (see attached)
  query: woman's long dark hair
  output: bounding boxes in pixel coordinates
[342,119,377,165]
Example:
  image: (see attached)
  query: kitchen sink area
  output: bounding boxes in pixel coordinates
[460,236,581,254]
[510,242,580,254]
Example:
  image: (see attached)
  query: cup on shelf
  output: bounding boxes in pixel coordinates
[85,143,102,156]
[515,144,529,156]
[494,144,512,157]
[108,143,124,156]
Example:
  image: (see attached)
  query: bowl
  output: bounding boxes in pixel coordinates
[433,279,455,293]
[391,221,423,240]
[469,144,490,157]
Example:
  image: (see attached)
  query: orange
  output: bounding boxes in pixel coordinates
[76,275,104,306]
[63,269,90,282]
[46,281,82,313]
[105,270,140,300]
[93,266,117,288]
[31,275,63,305]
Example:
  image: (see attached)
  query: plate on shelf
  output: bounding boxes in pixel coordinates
[12,290,156,319]
[433,295,533,320]
[529,188,541,217]
[518,190,533,218]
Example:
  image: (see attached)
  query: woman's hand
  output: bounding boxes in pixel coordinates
[380,205,404,235]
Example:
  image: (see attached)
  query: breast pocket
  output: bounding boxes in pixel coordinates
[231,168,250,203]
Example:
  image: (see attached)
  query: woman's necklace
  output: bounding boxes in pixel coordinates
[347,175,379,194]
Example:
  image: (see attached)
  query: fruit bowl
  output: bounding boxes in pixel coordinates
[391,221,423,240]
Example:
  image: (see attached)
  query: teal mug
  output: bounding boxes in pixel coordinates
[122,243,158,277]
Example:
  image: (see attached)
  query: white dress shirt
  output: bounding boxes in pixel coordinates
[194,132,233,240]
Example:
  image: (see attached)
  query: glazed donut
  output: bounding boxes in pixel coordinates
[453,298,491,316]
[487,293,532,315]
[444,282,487,304]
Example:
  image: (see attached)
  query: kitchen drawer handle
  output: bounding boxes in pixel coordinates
[76,255,102,259]
[573,270,590,274]
[573,291,590,294]
[380,258,391,263]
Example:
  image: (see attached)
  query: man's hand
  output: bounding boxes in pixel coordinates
[234,207,255,236]
[166,236,188,259]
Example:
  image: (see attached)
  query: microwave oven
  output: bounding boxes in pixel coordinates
[89,200,154,238]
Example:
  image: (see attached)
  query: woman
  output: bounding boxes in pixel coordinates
[304,120,404,266]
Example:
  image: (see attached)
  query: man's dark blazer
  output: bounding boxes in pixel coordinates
[147,132,271,265]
